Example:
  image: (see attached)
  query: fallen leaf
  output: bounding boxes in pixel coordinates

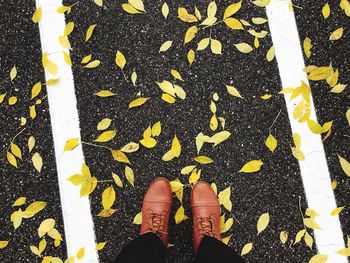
[265,133,277,152]
[76,247,85,259]
[184,26,198,44]
[94,130,117,142]
[94,90,116,97]
[85,24,96,42]
[125,166,134,187]
[97,118,112,131]
[226,85,243,98]
[234,43,253,53]
[322,3,330,19]
[129,97,150,108]
[266,46,275,62]
[140,137,157,148]
[303,37,312,58]
[96,242,107,251]
[159,40,173,52]
[239,160,264,173]
[308,254,328,263]
[10,65,17,81]
[133,211,142,224]
[64,138,79,152]
[193,156,214,164]
[111,150,130,164]
[115,50,126,70]
[0,241,9,249]
[12,197,26,207]
[338,155,350,177]
[32,6,42,23]
[171,135,181,157]
[257,212,270,235]
[32,152,43,173]
[224,18,244,30]
[329,27,344,41]
[241,242,253,256]
[280,231,288,244]
[162,3,169,19]
[210,39,222,55]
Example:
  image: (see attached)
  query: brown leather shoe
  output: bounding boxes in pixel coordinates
[140,177,172,247]
[191,181,221,255]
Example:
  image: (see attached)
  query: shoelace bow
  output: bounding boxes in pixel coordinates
[147,210,168,241]
[197,215,217,238]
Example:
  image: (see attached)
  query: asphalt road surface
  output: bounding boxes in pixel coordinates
[0,0,349,262]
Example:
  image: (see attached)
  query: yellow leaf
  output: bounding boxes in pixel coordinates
[170,180,184,192]
[0,241,9,249]
[10,65,17,81]
[85,24,96,42]
[193,156,214,164]
[57,5,71,14]
[46,78,60,86]
[32,6,42,23]
[129,0,145,11]
[218,187,232,211]
[30,245,41,256]
[241,242,253,256]
[84,60,100,68]
[171,135,181,157]
[129,97,150,108]
[178,7,198,23]
[346,108,350,126]
[226,85,243,98]
[151,121,161,136]
[81,54,92,64]
[140,137,157,148]
[330,83,347,93]
[162,2,169,19]
[12,197,26,207]
[221,217,234,233]
[326,69,339,87]
[307,119,323,134]
[239,160,264,173]
[102,186,116,210]
[115,50,126,70]
[252,17,267,24]
[121,142,139,153]
[64,138,79,152]
[162,149,174,161]
[63,51,72,66]
[175,205,187,224]
[38,219,55,237]
[24,201,47,218]
[11,143,22,159]
[94,0,103,7]
[280,231,288,244]
[96,242,107,251]
[308,254,328,263]
[187,49,195,66]
[234,43,253,53]
[125,166,135,187]
[42,53,58,74]
[29,105,37,119]
[292,147,305,161]
[336,248,350,256]
[338,155,350,177]
[266,46,275,62]
[303,37,312,58]
[111,150,130,164]
[253,0,271,7]
[322,3,330,19]
[31,82,42,100]
[304,218,321,230]
[189,169,201,184]
[76,247,85,259]
[180,165,196,175]
[308,66,333,80]
[7,151,17,168]
[122,3,142,14]
[32,152,43,173]
[261,94,272,100]
[257,212,269,235]
[112,173,123,188]
[174,84,186,99]
[94,90,116,97]
[208,131,231,147]
[97,118,112,130]
[171,70,183,82]
[133,211,142,224]
[265,133,277,152]
[184,26,198,44]
[224,18,244,30]
[94,130,117,142]
[64,22,75,36]
[162,93,176,103]
[0,93,6,103]
[59,35,71,49]
[8,96,17,105]
[222,235,232,245]
[197,38,210,51]
[304,231,313,249]
[329,27,344,41]
[210,39,222,55]
[159,40,173,52]
[223,1,242,19]
[131,70,137,85]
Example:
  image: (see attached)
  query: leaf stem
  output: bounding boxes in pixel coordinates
[7,128,26,151]
[121,69,128,82]
[81,141,112,151]
[269,109,282,131]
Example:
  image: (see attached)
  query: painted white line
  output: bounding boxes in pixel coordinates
[266,1,346,261]
[35,0,99,262]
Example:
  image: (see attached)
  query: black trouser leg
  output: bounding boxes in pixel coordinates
[112,232,166,263]
[195,236,245,263]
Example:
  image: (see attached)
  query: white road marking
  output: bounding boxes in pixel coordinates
[35,0,99,262]
[266,1,346,261]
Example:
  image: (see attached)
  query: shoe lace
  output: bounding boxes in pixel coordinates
[197,215,217,238]
[146,210,168,242]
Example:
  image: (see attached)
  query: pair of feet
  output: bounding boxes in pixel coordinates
[140,178,221,255]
